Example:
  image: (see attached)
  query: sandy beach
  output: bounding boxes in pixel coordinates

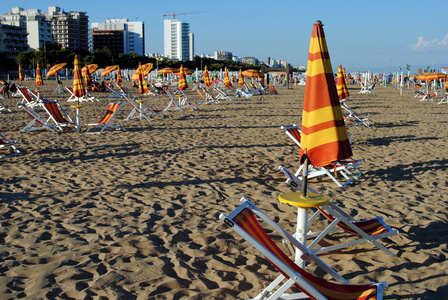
[0,79,447,299]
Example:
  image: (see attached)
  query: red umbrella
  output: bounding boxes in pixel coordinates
[100,65,119,77]
[46,63,67,78]
[84,64,92,87]
[337,65,349,100]
[73,55,86,98]
[116,66,122,83]
[82,64,98,77]
[203,65,212,87]
[18,65,23,81]
[242,69,260,78]
[224,67,231,86]
[178,64,188,90]
[138,62,148,95]
[300,20,352,194]
[36,62,44,85]
[238,69,244,85]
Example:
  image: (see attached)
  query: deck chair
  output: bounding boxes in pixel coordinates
[17,87,42,108]
[66,87,97,102]
[163,90,196,113]
[0,132,21,158]
[278,165,399,256]
[213,87,234,101]
[196,88,220,105]
[118,86,164,122]
[85,102,125,134]
[340,100,371,128]
[359,82,376,94]
[0,88,11,112]
[173,89,197,110]
[41,100,75,132]
[18,102,59,133]
[281,125,362,187]
[437,89,447,105]
[220,197,388,300]
[268,85,278,94]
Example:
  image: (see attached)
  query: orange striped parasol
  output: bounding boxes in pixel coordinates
[73,55,86,98]
[138,62,148,95]
[116,66,122,83]
[242,69,260,78]
[100,65,119,77]
[157,67,176,74]
[131,63,153,81]
[336,65,349,100]
[178,64,188,90]
[224,67,231,86]
[300,21,352,193]
[18,65,23,81]
[84,64,92,87]
[238,69,244,85]
[36,62,44,85]
[415,72,446,81]
[82,64,98,77]
[203,65,212,86]
[46,63,67,78]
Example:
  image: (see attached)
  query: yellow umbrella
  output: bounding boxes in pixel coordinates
[242,69,260,78]
[178,64,188,90]
[46,63,67,78]
[36,62,44,85]
[138,62,148,95]
[157,67,176,74]
[100,65,119,77]
[131,63,153,81]
[82,64,98,77]
[203,65,212,87]
[18,65,23,81]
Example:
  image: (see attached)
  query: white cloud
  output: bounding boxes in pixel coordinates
[410,34,448,51]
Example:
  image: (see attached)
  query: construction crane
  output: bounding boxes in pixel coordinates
[162,11,209,19]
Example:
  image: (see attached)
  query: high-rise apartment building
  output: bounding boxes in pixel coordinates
[91,19,145,56]
[45,6,89,52]
[1,7,53,50]
[163,19,192,62]
[0,23,28,59]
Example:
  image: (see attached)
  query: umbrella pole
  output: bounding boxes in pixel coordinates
[301,156,309,197]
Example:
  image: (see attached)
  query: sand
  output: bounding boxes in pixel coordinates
[0,79,447,299]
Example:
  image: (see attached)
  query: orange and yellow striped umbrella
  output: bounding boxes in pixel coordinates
[224,67,231,86]
[131,63,153,81]
[46,63,67,78]
[203,65,212,87]
[242,69,260,78]
[415,72,446,81]
[100,65,119,77]
[336,65,349,100]
[36,62,43,85]
[238,69,244,85]
[73,55,86,98]
[178,64,188,90]
[84,64,92,87]
[82,64,98,77]
[116,66,122,83]
[300,21,352,169]
[138,62,148,95]
[18,65,23,81]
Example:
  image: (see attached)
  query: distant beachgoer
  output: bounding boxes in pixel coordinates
[1,82,9,98]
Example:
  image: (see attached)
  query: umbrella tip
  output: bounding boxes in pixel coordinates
[315,20,322,25]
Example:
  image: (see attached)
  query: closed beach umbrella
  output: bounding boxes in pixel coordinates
[46,63,67,78]
[203,65,212,87]
[116,66,122,83]
[336,65,350,100]
[178,64,188,90]
[100,65,119,77]
[18,65,23,81]
[138,62,148,95]
[224,67,231,86]
[84,64,92,87]
[131,63,153,81]
[300,20,352,194]
[82,64,98,77]
[238,69,244,85]
[73,55,86,98]
[36,62,44,85]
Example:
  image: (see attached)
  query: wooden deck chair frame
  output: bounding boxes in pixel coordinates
[117,86,163,122]
[0,132,21,158]
[86,101,126,134]
[65,87,97,102]
[281,125,362,187]
[278,165,398,257]
[18,102,60,133]
[220,197,387,300]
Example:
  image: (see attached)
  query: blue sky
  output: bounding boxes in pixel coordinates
[2,0,448,73]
